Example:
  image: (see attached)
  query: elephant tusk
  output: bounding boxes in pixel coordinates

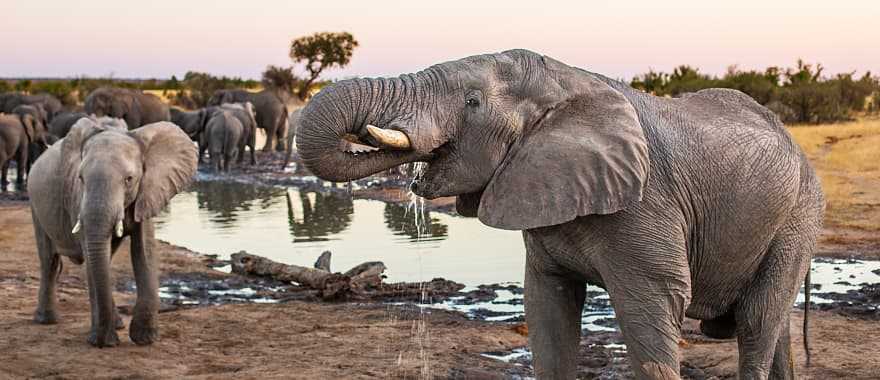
[71,219,81,234]
[115,220,124,238]
[365,125,411,150]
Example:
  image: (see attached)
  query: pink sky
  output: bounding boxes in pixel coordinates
[2,1,878,80]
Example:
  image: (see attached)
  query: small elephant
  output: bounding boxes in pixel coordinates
[297,50,824,379]
[170,107,213,163]
[48,111,89,139]
[85,87,171,129]
[208,89,290,152]
[204,110,244,173]
[0,105,50,186]
[216,102,258,166]
[27,118,197,347]
[282,107,303,169]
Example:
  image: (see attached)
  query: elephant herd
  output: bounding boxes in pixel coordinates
[0,87,305,187]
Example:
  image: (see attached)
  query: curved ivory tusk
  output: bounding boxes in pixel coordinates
[115,220,124,238]
[71,219,81,234]
[365,125,411,150]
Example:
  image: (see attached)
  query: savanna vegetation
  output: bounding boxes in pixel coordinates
[631,61,880,124]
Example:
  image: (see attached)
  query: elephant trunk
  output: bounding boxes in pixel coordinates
[79,176,125,344]
[296,76,437,182]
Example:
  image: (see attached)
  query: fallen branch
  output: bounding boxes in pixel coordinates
[231,251,351,299]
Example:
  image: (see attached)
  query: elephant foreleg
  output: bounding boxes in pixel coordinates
[523,234,585,379]
[598,241,690,380]
[16,143,28,184]
[33,218,61,324]
[129,221,160,345]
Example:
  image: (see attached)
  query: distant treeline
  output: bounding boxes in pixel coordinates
[630,60,880,124]
[4,59,879,124]
[0,72,261,109]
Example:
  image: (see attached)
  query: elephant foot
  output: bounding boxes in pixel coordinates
[33,310,59,325]
[87,328,120,348]
[130,318,159,345]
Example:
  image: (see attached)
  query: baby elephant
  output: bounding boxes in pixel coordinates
[204,110,244,173]
[0,105,49,186]
[27,118,197,347]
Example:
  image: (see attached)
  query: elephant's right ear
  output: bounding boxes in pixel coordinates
[477,76,650,230]
[60,118,103,209]
[19,114,35,143]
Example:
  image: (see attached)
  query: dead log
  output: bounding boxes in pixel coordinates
[344,261,387,289]
[231,251,350,300]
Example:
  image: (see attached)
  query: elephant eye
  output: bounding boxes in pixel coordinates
[125,176,133,184]
[466,98,480,108]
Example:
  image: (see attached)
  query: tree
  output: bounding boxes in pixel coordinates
[289,32,359,100]
[262,65,300,94]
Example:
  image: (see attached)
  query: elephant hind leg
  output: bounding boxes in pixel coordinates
[700,308,737,339]
[735,225,816,379]
[32,217,62,324]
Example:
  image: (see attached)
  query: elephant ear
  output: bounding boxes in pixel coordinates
[477,78,650,230]
[60,118,105,210]
[130,122,198,222]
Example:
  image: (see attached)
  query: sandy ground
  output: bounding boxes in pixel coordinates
[2,201,879,379]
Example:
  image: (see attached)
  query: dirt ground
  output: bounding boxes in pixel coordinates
[2,201,879,379]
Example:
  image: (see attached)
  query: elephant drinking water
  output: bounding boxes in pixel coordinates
[295,49,824,379]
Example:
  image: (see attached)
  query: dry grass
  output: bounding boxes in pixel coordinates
[788,117,880,233]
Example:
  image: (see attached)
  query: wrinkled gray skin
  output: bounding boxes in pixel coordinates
[297,50,825,379]
[48,111,89,139]
[0,92,63,122]
[0,105,50,185]
[28,118,196,347]
[204,110,244,173]
[208,89,293,152]
[84,87,171,129]
[282,107,303,168]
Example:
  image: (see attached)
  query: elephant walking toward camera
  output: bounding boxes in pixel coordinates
[84,87,171,129]
[27,118,197,347]
[296,50,824,379]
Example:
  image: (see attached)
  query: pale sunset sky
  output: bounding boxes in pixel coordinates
[2,1,877,81]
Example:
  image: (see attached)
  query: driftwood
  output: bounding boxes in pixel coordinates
[230,251,465,302]
[231,251,352,299]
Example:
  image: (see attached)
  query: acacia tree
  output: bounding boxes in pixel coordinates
[289,32,359,100]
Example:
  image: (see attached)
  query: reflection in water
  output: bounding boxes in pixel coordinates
[156,181,527,285]
[384,203,448,241]
[194,181,286,226]
[286,190,353,242]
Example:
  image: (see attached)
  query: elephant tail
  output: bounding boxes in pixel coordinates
[803,270,811,367]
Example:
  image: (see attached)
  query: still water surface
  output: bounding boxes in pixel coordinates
[155,181,526,286]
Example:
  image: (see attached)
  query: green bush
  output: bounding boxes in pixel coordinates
[630,60,880,124]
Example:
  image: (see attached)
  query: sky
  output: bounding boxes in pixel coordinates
[2,1,878,81]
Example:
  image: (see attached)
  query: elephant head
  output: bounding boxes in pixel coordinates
[60,119,196,346]
[297,49,649,230]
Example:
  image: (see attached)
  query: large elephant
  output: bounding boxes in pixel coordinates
[208,89,295,152]
[84,87,171,129]
[0,105,50,186]
[27,119,197,347]
[0,92,63,122]
[296,50,824,379]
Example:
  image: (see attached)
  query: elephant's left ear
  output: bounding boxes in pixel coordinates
[131,122,198,222]
[478,76,649,230]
